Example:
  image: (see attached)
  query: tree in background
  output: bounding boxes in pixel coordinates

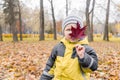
[90,0,95,41]
[0,2,3,41]
[114,22,120,35]
[0,25,3,41]
[3,0,18,42]
[66,0,71,17]
[103,0,110,41]
[48,0,57,40]
[66,0,68,16]
[39,0,45,40]
[18,0,22,41]
[21,6,40,34]
[56,20,62,34]
[45,21,53,34]
[86,0,95,42]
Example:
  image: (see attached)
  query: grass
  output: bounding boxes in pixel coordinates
[1,36,120,42]
[94,37,120,42]
[2,37,61,42]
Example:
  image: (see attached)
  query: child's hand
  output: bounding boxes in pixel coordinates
[75,44,85,59]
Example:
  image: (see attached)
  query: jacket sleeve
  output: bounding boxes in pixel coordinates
[78,45,98,72]
[40,44,58,80]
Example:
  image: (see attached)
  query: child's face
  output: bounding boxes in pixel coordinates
[64,23,78,42]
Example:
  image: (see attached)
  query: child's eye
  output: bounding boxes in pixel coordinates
[65,29,71,31]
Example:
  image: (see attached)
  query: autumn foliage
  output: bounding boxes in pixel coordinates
[69,22,86,40]
[0,41,120,80]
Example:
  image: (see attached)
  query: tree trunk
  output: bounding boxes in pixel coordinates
[86,0,92,42]
[103,0,110,41]
[18,0,23,41]
[90,0,95,41]
[9,0,18,42]
[86,0,95,42]
[39,0,45,40]
[66,0,68,16]
[0,25,3,41]
[10,26,12,33]
[50,0,57,40]
[11,22,18,42]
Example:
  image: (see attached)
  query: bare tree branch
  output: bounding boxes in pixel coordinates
[111,0,120,8]
[95,3,107,10]
[48,0,51,3]
[88,0,95,15]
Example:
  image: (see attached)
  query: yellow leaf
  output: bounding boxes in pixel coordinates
[14,72,22,77]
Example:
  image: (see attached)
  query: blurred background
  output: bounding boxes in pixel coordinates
[0,0,120,42]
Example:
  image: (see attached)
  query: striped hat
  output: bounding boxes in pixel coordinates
[62,15,83,32]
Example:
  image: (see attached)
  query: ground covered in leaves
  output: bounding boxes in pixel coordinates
[0,41,120,80]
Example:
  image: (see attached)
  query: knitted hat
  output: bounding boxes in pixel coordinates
[62,15,83,32]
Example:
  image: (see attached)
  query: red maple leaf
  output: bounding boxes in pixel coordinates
[69,22,86,40]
